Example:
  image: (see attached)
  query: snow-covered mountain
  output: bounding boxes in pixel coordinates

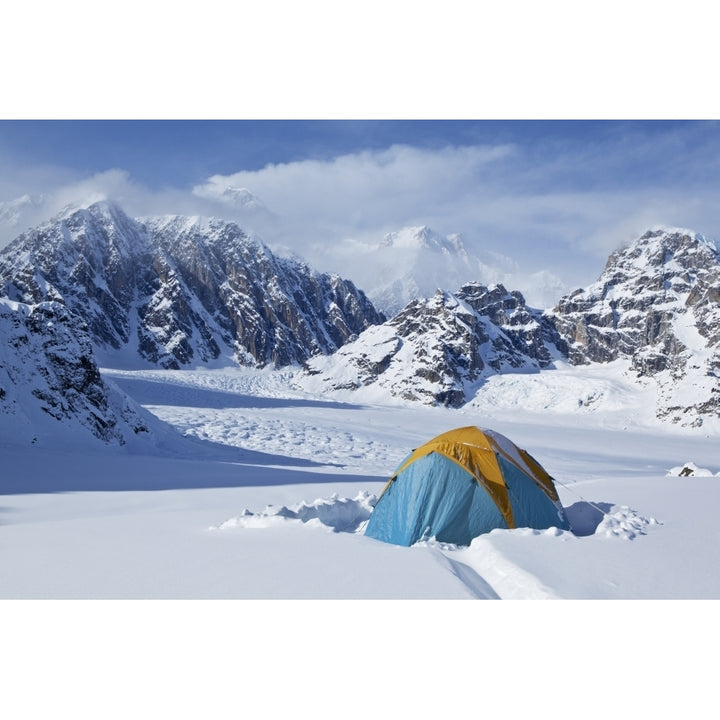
[0,201,384,369]
[348,226,511,316]
[343,225,569,315]
[0,297,156,445]
[550,228,720,425]
[302,227,720,424]
[302,282,566,407]
[2,204,718,431]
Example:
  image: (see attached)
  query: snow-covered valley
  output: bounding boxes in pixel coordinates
[3,363,719,600]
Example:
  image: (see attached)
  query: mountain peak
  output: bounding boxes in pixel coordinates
[602,226,718,279]
[379,225,462,253]
[302,280,565,408]
[550,225,720,425]
[217,186,266,210]
[639,226,708,243]
[0,201,384,370]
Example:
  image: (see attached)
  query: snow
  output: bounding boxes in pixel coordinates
[3,363,719,715]
[4,360,720,599]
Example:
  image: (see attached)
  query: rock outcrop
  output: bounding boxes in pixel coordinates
[0,298,151,444]
[302,282,565,407]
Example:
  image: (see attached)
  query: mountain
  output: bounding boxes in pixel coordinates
[2,205,718,428]
[301,282,566,407]
[0,201,384,369]
[343,225,568,315]
[302,227,720,424]
[347,226,509,316]
[549,227,720,425]
[0,297,154,445]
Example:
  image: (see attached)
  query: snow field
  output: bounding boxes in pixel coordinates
[5,364,720,599]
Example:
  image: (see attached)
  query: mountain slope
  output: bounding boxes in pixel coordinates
[0,201,384,369]
[0,297,155,446]
[549,228,720,424]
[302,227,720,424]
[301,282,566,407]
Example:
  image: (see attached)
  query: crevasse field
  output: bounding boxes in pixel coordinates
[4,362,718,716]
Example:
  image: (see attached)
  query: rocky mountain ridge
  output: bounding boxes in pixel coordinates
[302,282,566,407]
[0,201,384,369]
[1,203,718,432]
[302,227,720,424]
[549,228,720,423]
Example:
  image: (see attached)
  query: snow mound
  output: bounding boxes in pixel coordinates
[666,462,717,477]
[595,505,661,540]
[210,491,377,533]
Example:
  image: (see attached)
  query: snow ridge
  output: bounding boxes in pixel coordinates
[210,491,376,533]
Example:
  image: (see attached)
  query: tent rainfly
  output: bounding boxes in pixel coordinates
[364,425,570,546]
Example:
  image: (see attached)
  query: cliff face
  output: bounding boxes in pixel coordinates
[548,229,720,423]
[0,298,151,444]
[0,201,384,369]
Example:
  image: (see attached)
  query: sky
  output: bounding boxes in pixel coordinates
[2,5,719,304]
[1,119,719,302]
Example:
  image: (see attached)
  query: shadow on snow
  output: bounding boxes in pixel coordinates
[1,441,386,495]
[565,501,615,536]
[108,375,364,411]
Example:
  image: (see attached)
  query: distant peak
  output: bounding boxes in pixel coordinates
[219,186,266,209]
[380,225,464,252]
[192,182,268,211]
[639,226,702,242]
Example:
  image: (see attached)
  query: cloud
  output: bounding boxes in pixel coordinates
[2,125,719,304]
[192,135,720,295]
[194,142,515,229]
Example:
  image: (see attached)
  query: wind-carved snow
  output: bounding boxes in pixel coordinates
[210,491,376,533]
[595,505,662,540]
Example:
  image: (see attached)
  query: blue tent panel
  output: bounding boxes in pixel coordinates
[497,456,570,531]
[364,453,507,546]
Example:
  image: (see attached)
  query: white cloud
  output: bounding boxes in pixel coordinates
[2,131,719,306]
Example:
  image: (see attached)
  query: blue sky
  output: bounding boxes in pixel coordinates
[1,119,713,189]
[1,119,719,305]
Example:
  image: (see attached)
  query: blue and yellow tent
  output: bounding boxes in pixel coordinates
[365,426,570,546]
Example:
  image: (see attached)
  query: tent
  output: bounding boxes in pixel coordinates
[364,425,570,546]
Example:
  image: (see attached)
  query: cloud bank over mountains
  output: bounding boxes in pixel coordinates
[2,123,719,307]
